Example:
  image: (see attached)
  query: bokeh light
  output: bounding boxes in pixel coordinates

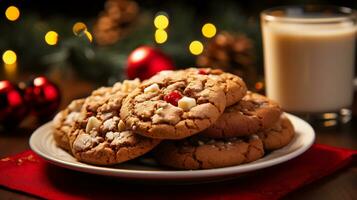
[72,22,87,36]
[255,81,264,90]
[155,29,168,44]
[189,41,204,55]
[45,31,59,45]
[84,31,93,42]
[154,14,169,29]
[2,50,17,64]
[5,6,20,21]
[202,23,217,38]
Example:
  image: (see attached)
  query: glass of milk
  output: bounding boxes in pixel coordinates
[261,6,357,124]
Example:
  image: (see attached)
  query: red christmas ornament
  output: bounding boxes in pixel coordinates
[126,46,174,80]
[0,80,28,127]
[24,76,61,119]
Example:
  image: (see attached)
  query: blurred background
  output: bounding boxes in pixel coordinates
[0,0,357,126]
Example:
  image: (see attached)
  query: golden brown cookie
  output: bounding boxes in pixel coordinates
[67,79,161,165]
[257,114,295,151]
[71,119,160,165]
[53,99,85,151]
[120,72,227,140]
[155,135,264,169]
[201,91,282,138]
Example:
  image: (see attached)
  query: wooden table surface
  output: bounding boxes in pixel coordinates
[0,80,356,200]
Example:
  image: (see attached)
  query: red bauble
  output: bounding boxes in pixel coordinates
[126,46,174,80]
[0,80,28,127]
[24,76,61,119]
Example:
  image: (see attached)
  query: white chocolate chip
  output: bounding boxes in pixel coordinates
[178,96,196,111]
[101,112,114,120]
[85,116,102,133]
[144,83,160,93]
[103,117,119,131]
[105,132,114,141]
[117,120,126,131]
[121,79,140,93]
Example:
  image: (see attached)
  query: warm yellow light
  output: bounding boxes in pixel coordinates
[155,29,168,44]
[84,31,93,42]
[4,63,17,77]
[5,6,20,21]
[189,41,204,55]
[2,50,17,64]
[154,14,169,29]
[45,31,59,45]
[72,22,87,36]
[202,23,217,38]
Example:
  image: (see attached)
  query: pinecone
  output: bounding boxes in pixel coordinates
[197,31,257,87]
[93,0,139,45]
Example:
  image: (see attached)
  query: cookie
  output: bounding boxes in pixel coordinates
[53,79,138,151]
[184,68,247,106]
[201,91,282,138]
[120,72,227,139]
[53,99,85,151]
[71,119,161,165]
[257,115,295,151]
[155,135,264,169]
[67,79,161,165]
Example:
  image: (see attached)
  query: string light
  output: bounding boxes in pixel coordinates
[45,31,59,45]
[72,22,87,36]
[5,6,20,21]
[202,23,217,38]
[2,50,17,65]
[189,41,204,55]
[154,14,169,29]
[84,31,93,42]
[155,29,168,44]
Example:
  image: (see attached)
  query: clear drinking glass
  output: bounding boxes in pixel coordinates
[261,6,357,124]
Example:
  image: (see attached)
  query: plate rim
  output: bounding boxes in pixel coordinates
[29,113,315,179]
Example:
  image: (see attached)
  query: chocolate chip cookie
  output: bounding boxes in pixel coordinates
[53,99,85,151]
[257,114,295,151]
[120,72,227,139]
[201,91,282,138]
[155,135,264,169]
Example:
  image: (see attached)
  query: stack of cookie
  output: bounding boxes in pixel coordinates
[52,68,295,169]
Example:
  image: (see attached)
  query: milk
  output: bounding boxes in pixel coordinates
[262,21,356,113]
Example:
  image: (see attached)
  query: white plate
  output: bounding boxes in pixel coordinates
[29,113,315,182]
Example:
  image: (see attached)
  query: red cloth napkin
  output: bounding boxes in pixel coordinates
[0,144,355,200]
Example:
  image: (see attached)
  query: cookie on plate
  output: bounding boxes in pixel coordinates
[53,99,85,151]
[257,114,295,151]
[68,79,161,165]
[184,68,247,106]
[201,91,282,138]
[120,72,227,139]
[70,116,161,165]
[67,79,140,146]
[155,135,264,169]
